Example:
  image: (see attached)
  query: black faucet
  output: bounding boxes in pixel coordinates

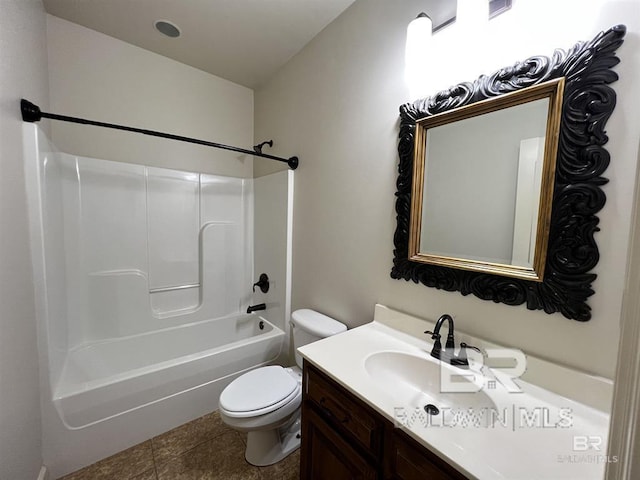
[425,314,481,367]
[247,303,266,314]
[425,314,456,362]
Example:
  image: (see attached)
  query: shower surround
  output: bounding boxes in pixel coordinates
[23,125,293,478]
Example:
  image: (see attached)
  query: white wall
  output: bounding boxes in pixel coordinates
[0,1,48,478]
[255,0,640,380]
[46,15,254,178]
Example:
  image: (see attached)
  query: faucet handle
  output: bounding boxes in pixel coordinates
[424,330,440,340]
[451,342,483,367]
[460,342,482,353]
[252,273,269,293]
[425,330,442,360]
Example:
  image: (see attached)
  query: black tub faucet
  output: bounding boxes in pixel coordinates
[247,303,266,314]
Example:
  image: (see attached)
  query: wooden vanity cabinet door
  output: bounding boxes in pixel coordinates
[388,429,469,480]
[300,404,377,480]
[304,363,382,456]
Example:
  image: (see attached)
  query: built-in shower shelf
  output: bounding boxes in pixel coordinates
[149,283,200,294]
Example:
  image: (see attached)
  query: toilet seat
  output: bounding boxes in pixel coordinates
[220,366,300,418]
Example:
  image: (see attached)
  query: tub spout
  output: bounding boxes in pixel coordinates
[247,303,266,314]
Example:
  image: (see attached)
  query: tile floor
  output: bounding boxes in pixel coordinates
[58,411,300,480]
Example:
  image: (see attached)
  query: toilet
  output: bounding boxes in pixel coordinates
[218,309,346,466]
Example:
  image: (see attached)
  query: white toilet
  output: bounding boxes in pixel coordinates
[218,309,346,466]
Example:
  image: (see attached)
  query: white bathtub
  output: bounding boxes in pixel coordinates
[53,313,284,429]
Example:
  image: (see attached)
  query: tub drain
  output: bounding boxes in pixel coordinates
[424,404,439,415]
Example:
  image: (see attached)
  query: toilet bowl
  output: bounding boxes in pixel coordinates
[218,309,346,466]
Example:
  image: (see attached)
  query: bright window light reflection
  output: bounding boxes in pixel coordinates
[457,0,489,29]
[405,14,432,101]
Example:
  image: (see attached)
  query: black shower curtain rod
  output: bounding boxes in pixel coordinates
[20,99,299,170]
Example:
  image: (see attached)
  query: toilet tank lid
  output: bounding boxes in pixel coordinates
[291,309,347,337]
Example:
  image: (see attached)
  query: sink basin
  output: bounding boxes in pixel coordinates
[364,351,499,428]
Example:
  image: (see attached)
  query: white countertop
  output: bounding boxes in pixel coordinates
[298,318,611,480]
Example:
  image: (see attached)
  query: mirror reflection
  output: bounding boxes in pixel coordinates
[409,79,564,281]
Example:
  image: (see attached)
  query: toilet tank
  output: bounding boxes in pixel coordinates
[291,309,346,368]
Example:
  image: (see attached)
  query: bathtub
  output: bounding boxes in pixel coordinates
[53,313,284,429]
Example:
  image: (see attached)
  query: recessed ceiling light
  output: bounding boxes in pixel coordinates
[155,20,181,38]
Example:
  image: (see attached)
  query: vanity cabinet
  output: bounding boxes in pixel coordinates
[301,362,382,479]
[387,429,468,480]
[300,406,377,479]
[300,363,468,480]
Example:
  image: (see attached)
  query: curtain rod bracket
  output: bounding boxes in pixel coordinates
[20,99,299,170]
[253,140,273,154]
[21,99,43,123]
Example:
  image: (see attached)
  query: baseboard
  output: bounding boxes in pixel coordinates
[37,466,48,480]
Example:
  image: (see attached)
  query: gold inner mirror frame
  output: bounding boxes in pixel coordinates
[408,78,565,282]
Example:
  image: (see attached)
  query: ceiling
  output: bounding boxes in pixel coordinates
[43,0,358,89]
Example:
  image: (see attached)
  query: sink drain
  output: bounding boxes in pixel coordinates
[424,404,440,415]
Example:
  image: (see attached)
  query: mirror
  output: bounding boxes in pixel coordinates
[409,79,564,282]
[392,25,626,321]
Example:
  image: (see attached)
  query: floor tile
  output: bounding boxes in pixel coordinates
[258,449,300,480]
[152,411,232,464]
[56,411,299,480]
[132,469,158,480]
[58,441,154,480]
[156,431,260,480]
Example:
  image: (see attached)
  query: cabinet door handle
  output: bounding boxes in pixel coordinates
[319,396,352,423]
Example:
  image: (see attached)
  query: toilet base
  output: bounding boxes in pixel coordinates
[245,413,301,466]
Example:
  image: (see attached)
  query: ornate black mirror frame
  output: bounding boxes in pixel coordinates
[391,25,626,321]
